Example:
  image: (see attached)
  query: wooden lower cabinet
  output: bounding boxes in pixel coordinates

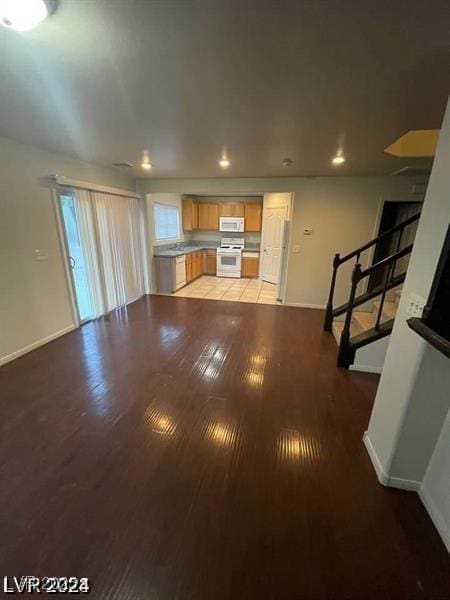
[242,254,260,278]
[205,250,216,275]
[185,257,193,282]
[185,251,204,283]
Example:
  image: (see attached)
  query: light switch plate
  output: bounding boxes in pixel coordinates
[406,293,426,318]
[34,249,49,261]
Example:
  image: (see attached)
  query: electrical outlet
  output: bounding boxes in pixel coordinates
[406,293,426,318]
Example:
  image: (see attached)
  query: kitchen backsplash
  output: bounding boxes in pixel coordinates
[187,231,261,244]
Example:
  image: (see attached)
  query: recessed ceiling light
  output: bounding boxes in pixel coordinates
[332,155,345,166]
[141,162,152,170]
[219,158,230,169]
[0,0,57,31]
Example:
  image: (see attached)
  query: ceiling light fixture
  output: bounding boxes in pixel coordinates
[219,158,230,169]
[332,155,345,166]
[0,0,57,31]
[141,150,152,170]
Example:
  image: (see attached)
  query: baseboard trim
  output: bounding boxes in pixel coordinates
[363,432,389,485]
[363,432,421,491]
[387,475,421,491]
[282,302,326,309]
[419,487,450,552]
[0,324,78,367]
[350,364,383,374]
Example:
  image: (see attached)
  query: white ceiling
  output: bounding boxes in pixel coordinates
[0,0,448,179]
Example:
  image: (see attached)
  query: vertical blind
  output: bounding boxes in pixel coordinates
[154,202,180,240]
[71,188,145,316]
[73,188,105,319]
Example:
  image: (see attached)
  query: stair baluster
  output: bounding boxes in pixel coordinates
[324,253,340,331]
[337,263,361,369]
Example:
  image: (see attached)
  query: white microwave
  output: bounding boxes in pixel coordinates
[219,217,245,232]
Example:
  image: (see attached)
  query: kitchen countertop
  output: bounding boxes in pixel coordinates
[153,244,260,258]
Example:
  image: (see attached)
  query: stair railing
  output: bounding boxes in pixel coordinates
[337,243,414,368]
[324,212,420,332]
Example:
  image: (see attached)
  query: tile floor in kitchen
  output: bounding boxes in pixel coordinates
[171,275,280,304]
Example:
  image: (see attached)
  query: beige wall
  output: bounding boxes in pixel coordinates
[137,175,427,307]
[0,136,135,364]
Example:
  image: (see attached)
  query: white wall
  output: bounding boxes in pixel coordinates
[421,411,450,551]
[351,336,389,375]
[365,99,450,549]
[0,136,135,365]
[137,176,426,308]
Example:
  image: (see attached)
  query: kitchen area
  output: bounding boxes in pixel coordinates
[152,195,282,305]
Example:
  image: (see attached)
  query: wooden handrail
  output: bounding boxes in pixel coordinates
[358,244,413,279]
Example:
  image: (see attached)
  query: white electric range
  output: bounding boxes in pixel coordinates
[216,238,245,278]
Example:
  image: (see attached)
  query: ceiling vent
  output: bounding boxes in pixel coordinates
[112,162,133,168]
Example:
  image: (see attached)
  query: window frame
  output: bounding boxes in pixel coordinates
[153,202,181,242]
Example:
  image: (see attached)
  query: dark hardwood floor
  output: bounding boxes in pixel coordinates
[0,296,449,599]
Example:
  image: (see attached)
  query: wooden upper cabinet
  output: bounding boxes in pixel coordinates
[198,203,209,229]
[198,203,219,230]
[208,203,219,229]
[244,202,263,232]
[182,198,198,231]
[220,202,245,217]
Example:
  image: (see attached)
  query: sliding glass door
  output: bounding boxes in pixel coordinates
[59,193,94,323]
[58,187,145,325]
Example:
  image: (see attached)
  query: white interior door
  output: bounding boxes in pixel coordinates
[262,206,288,284]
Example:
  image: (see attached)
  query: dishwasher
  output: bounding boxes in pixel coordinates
[174,255,187,291]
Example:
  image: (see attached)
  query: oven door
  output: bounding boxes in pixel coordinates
[217,252,242,275]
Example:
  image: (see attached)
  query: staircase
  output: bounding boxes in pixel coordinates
[324,214,420,369]
[332,289,401,349]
